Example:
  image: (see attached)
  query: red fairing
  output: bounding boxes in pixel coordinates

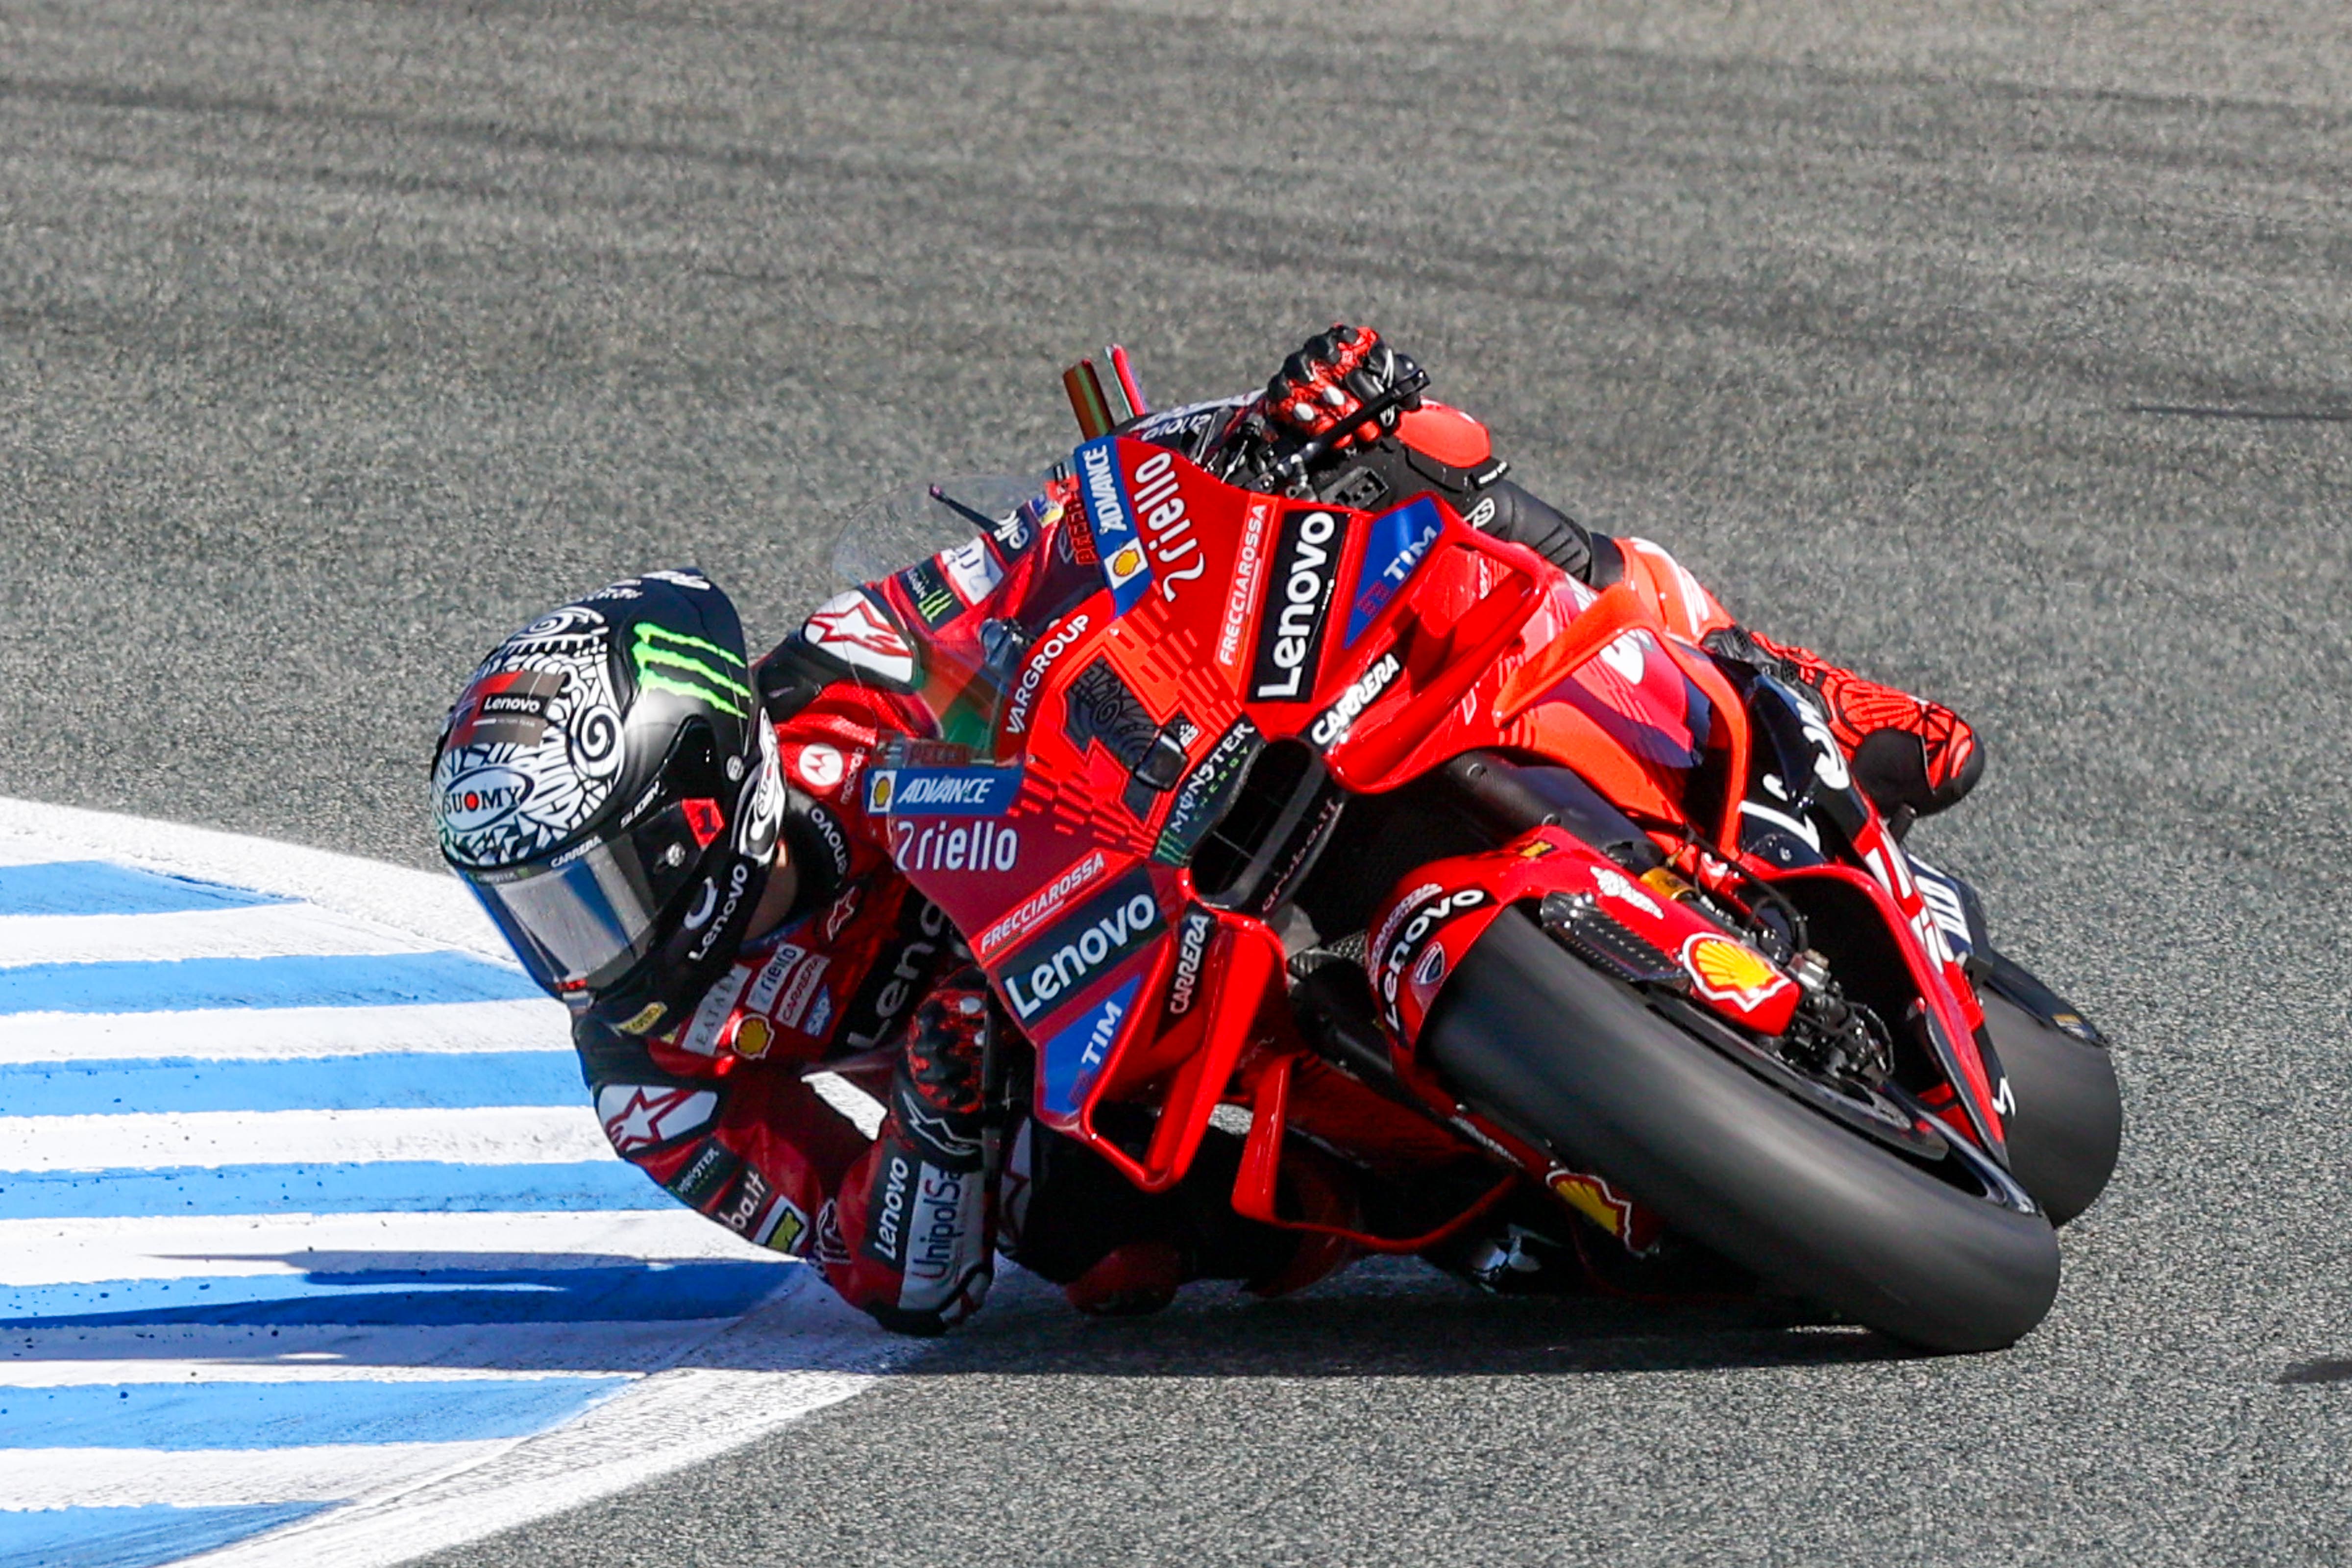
[1363,827,1804,1053]
[1395,400,1493,469]
[575,386,2005,1329]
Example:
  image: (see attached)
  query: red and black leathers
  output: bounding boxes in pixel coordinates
[572,326,1988,1333]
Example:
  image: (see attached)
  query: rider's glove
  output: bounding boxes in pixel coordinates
[891,967,992,1173]
[1260,324,1424,451]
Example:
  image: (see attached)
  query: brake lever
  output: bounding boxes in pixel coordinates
[1264,367,1433,492]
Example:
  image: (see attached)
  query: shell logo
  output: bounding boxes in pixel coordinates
[1107,542,1149,584]
[1545,1167,1663,1254]
[732,1015,774,1060]
[1680,933,1792,1012]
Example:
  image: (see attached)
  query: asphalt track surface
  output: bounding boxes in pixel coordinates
[4,2,2351,1562]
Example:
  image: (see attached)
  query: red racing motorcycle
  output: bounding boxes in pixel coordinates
[827,368,2120,1353]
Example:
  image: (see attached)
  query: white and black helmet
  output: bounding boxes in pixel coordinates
[431,570,783,1037]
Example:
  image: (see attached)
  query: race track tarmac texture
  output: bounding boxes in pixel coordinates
[4,2,2351,1563]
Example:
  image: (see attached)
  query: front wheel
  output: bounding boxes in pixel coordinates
[1421,909,2061,1353]
[1981,989,2121,1226]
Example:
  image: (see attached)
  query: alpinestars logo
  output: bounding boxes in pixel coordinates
[596,1084,719,1155]
[1250,509,1343,701]
[804,590,915,687]
[1307,651,1402,749]
[1001,871,1164,1024]
[631,624,750,719]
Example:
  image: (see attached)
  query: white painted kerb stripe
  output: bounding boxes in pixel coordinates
[0,1359,647,1387]
[0,904,439,968]
[0,999,568,1064]
[2,1320,743,1377]
[0,1209,781,1287]
[0,1105,611,1173]
[177,1321,900,1568]
[0,801,502,960]
[0,1442,515,1511]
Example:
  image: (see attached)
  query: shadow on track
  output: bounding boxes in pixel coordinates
[730,1263,1917,1380]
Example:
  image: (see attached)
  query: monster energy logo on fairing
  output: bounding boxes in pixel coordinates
[631,624,750,716]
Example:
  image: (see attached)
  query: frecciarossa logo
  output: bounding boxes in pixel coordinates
[999,869,1164,1024]
[1250,508,1343,701]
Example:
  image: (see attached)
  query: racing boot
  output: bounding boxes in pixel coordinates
[1713,628,1985,820]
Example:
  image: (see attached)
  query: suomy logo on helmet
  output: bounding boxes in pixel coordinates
[631,623,750,718]
[440,766,535,833]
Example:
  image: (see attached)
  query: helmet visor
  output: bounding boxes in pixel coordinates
[462,798,719,998]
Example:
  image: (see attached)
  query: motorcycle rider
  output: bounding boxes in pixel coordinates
[430,326,1984,1335]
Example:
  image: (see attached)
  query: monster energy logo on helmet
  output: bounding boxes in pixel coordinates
[631,623,750,717]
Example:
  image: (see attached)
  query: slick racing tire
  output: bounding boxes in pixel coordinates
[1980,991,2121,1227]
[1421,909,2060,1353]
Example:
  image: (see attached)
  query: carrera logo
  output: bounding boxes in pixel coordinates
[440,766,534,833]
[971,849,1109,959]
[1004,611,1091,736]
[1307,651,1402,749]
[1681,934,1792,1011]
[1002,872,1164,1024]
[1166,908,1215,1018]
[892,819,1021,875]
[1127,448,1208,602]
[1377,887,1491,1029]
[1250,509,1342,701]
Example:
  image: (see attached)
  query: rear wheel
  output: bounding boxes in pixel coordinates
[1421,908,2060,1353]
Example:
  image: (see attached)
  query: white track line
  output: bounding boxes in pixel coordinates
[0,999,568,1064]
[0,1443,513,1511]
[177,1289,904,1568]
[0,904,436,967]
[0,1209,777,1287]
[0,1105,610,1173]
[0,1360,654,1386]
[1,1320,743,1376]
[0,798,901,1562]
[0,802,505,962]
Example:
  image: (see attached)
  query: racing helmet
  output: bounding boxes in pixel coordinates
[431,570,783,1037]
